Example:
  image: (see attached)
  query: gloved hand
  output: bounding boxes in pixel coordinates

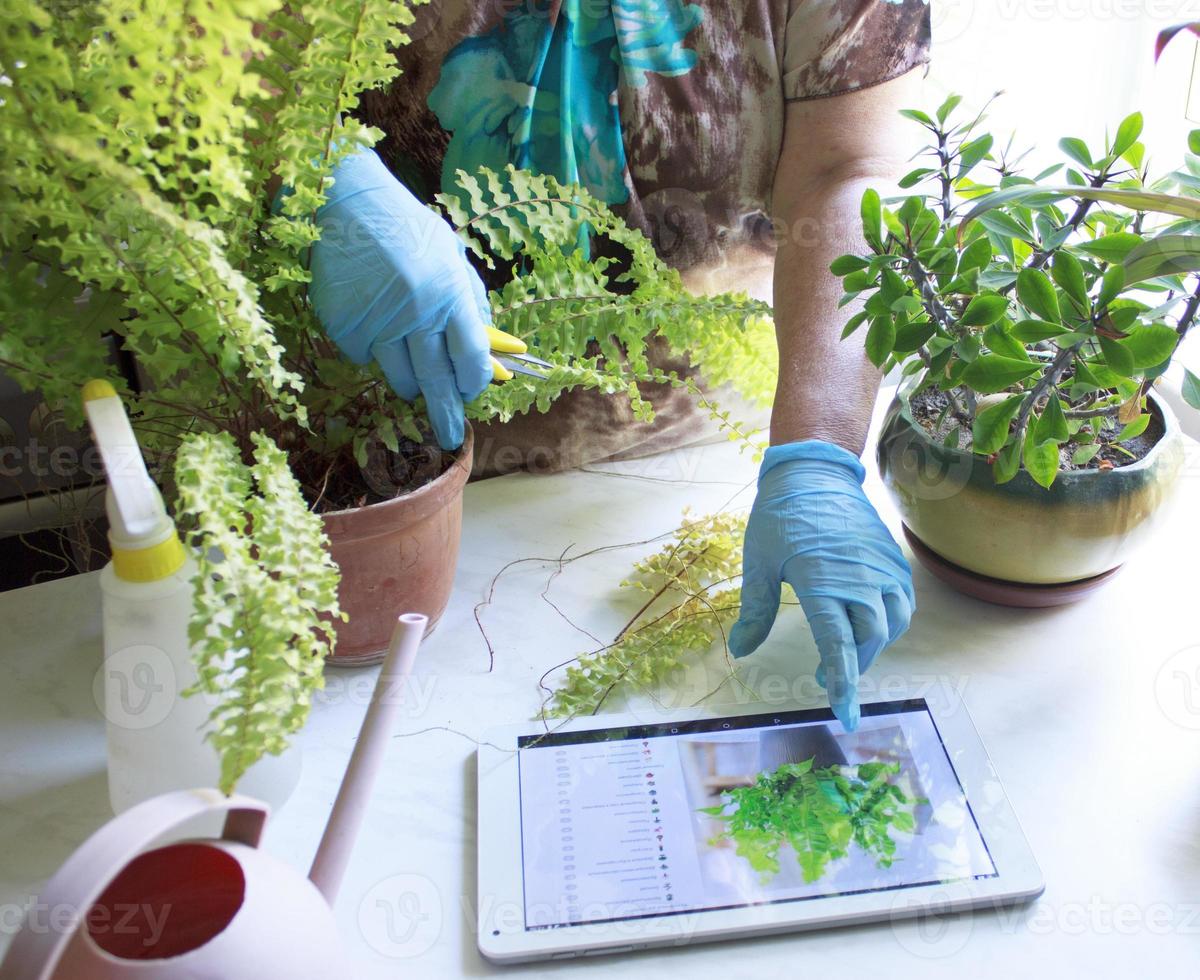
[728,440,915,731]
[310,148,493,450]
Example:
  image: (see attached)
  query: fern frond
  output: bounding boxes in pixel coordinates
[541,511,749,718]
[175,430,340,794]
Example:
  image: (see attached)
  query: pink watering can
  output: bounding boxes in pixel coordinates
[0,613,429,980]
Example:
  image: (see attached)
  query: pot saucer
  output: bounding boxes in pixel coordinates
[902,526,1121,608]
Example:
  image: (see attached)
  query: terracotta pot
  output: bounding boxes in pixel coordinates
[321,427,472,666]
[877,388,1185,601]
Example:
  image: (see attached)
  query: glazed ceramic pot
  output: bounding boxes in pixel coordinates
[321,427,473,665]
[877,388,1185,597]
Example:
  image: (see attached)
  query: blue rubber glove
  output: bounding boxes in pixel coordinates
[310,148,493,450]
[728,441,916,731]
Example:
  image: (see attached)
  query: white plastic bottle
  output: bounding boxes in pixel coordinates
[84,380,301,814]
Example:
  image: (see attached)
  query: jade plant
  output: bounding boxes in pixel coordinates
[700,758,924,884]
[0,0,773,790]
[832,94,1200,487]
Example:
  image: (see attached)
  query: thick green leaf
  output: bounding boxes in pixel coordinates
[1010,319,1066,343]
[1121,323,1179,369]
[962,355,1041,394]
[1032,394,1069,445]
[891,295,925,317]
[994,435,1024,484]
[1077,233,1144,264]
[893,318,936,353]
[861,189,882,250]
[1097,266,1125,308]
[1190,130,1200,156]
[958,236,993,274]
[983,322,1030,360]
[957,135,994,178]
[1121,235,1200,285]
[1116,413,1150,441]
[900,108,935,126]
[1073,443,1101,465]
[936,93,963,124]
[1059,137,1093,169]
[978,210,1036,244]
[959,294,1009,327]
[864,315,895,367]
[1023,435,1060,488]
[1016,268,1061,322]
[1051,251,1088,307]
[899,167,933,189]
[831,254,870,276]
[1098,334,1135,376]
[960,187,1200,240]
[1111,112,1144,157]
[840,310,869,339]
[1183,368,1200,410]
[972,393,1024,455]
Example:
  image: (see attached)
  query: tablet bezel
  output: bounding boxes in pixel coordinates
[476,684,1043,963]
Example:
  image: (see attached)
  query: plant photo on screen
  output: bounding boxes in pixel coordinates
[699,758,925,885]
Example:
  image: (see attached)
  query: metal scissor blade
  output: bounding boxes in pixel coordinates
[494,355,550,379]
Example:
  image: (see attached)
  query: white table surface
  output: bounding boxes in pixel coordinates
[2,395,1199,978]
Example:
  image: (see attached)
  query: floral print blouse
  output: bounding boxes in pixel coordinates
[360,0,931,278]
[356,0,932,475]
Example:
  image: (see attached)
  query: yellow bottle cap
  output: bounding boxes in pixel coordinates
[111,535,188,583]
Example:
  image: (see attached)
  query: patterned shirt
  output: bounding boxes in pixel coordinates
[360,0,931,282]
[356,0,932,474]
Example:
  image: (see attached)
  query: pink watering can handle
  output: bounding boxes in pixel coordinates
[0,789,269,980]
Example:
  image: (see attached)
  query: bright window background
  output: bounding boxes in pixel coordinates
[920,1,1200,382]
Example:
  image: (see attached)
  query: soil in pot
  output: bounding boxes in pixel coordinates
[908,387,1164,471]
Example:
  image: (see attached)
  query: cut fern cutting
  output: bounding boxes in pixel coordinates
[540,510,757,719]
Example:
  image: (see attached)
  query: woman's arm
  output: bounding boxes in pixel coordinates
[769,70,923,451]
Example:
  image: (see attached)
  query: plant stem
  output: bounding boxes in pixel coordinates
[1013,341,1083,438]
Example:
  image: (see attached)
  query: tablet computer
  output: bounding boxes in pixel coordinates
[477,686,1043,962]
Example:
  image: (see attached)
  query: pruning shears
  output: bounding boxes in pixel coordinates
[488,326,553,382]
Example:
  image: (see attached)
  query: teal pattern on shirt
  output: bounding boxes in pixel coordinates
[427,0,704,207]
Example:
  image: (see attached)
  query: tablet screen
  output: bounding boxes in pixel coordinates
[516,699,997,930]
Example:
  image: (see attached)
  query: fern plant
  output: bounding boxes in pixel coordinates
[700,758,924,884]
[0,1,774,789]
[541,510,750,719]
[175,432,341,793]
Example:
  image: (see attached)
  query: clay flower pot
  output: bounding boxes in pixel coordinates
[320,427,473,665]
[877,389,1185,606]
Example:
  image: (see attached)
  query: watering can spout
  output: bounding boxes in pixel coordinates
[309,613,428,903]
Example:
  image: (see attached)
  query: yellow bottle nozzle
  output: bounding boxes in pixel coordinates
[82,380,186,582]
[82,379,118,402]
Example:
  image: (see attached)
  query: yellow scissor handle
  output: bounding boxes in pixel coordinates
[490,356,514,382]
[488,326,526,382]
[487,326,527,355]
